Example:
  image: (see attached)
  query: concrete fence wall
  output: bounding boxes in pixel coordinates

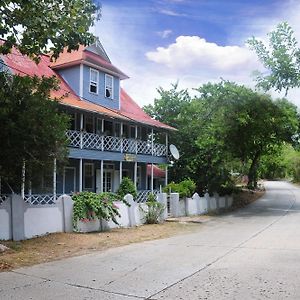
[0,191,234,240]
[0,194,74,241]
[169,192,233,218]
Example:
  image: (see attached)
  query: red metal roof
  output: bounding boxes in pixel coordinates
[147,164,166,178]
[120,89,175,131]
[0,43,175,131]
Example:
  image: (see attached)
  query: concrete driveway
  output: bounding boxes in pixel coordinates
[1,181,300,299]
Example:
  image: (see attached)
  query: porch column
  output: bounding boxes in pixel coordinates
[151,163,154,192]
[119,161,123,185]
[151,128,154,155]
[134,161,138,189]
[165,132,168,157]
[165,165,168,186]
[21,160,26,198]
[101,119,104,151]
[135,125,138,154]
[53,158,57,199]
[145,165,148,190]
[80,113,84,149]
[100,160,104,193]
[79,158,83,192]
[120,122,123,153]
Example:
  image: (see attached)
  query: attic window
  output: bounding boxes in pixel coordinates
[105,74,114,99]
[90,68,98,94]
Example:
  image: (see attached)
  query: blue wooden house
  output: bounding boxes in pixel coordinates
[1,39,175,203]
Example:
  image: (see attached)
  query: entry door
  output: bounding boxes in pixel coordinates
[96,169,113,193]
[103,171,113,192]
[63,167,76,194]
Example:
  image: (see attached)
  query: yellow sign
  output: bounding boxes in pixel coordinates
[124,154,136,162]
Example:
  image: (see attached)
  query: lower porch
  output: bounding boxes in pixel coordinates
[9,158,168,204]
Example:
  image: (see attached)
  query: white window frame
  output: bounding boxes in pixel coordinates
[105,74,114,99]
[89,68,99,95]
[84,163,94,190]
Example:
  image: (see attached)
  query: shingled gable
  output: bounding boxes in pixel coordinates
[50,44,128,80]
[0,42,176,131]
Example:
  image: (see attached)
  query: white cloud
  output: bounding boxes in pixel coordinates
[94,1,300,108]
[146,36,260,73]
[157,9,187,17]
[157,29,173,39]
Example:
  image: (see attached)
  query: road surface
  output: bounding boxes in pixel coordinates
[1,181,300,299]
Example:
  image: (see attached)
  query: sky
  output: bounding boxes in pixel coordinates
[94,0,300,107]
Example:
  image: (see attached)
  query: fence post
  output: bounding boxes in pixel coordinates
[157,193,168,220]
[125,194,136,227]
[170,192,179,217]
[60,195,74,232]
[11,194,25,241]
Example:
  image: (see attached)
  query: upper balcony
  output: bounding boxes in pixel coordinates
[66,130,167,157]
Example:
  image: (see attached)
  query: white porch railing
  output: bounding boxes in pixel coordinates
[66,130,167,157]
[136,190,160,203]
[0,194,9,205]
[23,194,60,205]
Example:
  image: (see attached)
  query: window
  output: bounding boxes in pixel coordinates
[90,68,98,94]
[96,118,102,135]
[84,163,94,190]
[105,74,114,99]
[114,123,121,137]
[84,115,94,133]
[130,126,136,139]
[69,113,76,130]
[104,120,113,136]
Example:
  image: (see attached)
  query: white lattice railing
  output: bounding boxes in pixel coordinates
[0,194,9,205]
[66,130,81,148]
[136,190,159,203]
[23,194,60,205]
[66,130,167,157]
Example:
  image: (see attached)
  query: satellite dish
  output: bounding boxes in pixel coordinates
[169,144,180,160]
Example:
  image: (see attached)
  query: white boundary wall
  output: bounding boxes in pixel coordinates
[1,192,234,240]
[0,194,74,241]
[169,193,233,218]
[0,197,12,240]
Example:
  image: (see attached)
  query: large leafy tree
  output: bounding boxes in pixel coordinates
[146,81,299,192]
[247,22,300,95]
[0,74,69,191]
[0,0,100,61]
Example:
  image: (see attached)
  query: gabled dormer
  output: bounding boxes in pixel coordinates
[50,39,128,110]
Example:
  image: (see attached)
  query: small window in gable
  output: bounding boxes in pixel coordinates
[90,68,98,94]
[105,74,114,99]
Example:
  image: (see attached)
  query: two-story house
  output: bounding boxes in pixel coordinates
[0,39,175,203]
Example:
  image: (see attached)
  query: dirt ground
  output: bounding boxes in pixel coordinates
[0,222,198,272]
[0,189,265,272]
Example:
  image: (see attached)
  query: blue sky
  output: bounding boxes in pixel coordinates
[94,0,300,106]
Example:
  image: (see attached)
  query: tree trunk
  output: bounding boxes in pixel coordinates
[247,152,260,189]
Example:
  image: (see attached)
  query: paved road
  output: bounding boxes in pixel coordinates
[1,181,300,299]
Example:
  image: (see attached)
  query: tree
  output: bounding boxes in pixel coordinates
[143,82,191,130]
[196,81,299,188]
[0,74,69,191]
[147,80,299,192]
[247,22,300,95]
[0,0,100,61]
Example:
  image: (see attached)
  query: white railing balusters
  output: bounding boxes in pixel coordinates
[66,130,167,157]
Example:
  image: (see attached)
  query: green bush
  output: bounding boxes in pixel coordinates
[140,193,165,224]
[117,177,137,199]
[72,192,126,230]
[163,178,196,198]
